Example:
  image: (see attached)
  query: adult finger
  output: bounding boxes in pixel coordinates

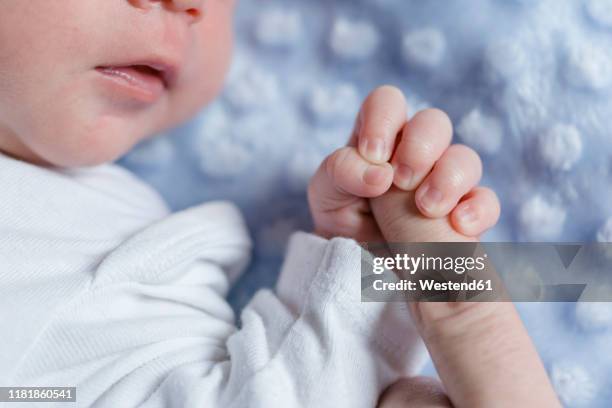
[410,301,561,407]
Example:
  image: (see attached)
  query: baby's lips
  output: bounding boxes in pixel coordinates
[95,65,166,104]
[96,52,182,89]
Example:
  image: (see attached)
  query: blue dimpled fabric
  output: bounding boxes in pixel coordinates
[120,0,612,405]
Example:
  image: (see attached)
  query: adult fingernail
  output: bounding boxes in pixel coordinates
[361,137,386,163]
[418,184,444,213]
[394,163,414,190]
[455,203,478,225]
[363,164,388,186]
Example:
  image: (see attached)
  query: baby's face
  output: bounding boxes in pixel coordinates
[0,0,236,167]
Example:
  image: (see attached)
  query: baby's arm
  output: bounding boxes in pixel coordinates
[9,202,424,407]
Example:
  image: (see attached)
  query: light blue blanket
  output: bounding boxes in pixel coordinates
[120,0,612,405]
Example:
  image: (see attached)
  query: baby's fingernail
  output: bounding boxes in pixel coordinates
[363,164,388,186]
[455,203,478,225]
[394,163,413,190]
[361,137,386,163]
[418,184,444,213]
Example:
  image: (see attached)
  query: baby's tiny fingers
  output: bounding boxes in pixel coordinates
[391,109,453,191]
[312,147,393,208]
[356,85,408,164]
[451,187,501,237]
[415,144,482,218]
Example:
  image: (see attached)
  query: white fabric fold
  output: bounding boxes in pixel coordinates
[0,153,426,407]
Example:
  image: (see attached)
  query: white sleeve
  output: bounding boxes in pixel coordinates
[225,232,427,407]
[10,206,425,408]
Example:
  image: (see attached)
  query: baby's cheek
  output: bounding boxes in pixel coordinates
[165,21,234,126]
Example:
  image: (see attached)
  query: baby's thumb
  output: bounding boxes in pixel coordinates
[310,147,393,206]
[308,147,392,240]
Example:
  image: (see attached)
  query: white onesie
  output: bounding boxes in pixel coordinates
[0,153,426,407]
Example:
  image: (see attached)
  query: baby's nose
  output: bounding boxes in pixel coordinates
[129,0,205,23]
[166,0,205,22]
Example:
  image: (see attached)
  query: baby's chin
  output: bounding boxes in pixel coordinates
[26,115,153,168]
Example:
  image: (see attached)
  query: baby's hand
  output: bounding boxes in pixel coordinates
[308,86,500,243]
[371,106,500,243]
[308,86,400,242]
